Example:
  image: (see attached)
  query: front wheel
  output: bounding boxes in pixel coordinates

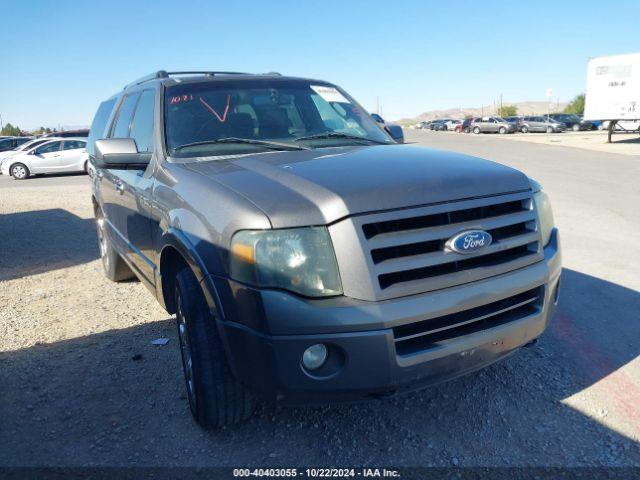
[175,267,255,429]
[546,126,553,133]
[499,127,507,134]
[521,126,529,133]
[572,124,580,131]
[473,126,481,134]
[11,163,29,180]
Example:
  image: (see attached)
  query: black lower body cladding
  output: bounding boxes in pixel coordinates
[212,230,561,404]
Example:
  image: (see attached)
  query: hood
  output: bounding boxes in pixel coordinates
[185,144,530,228]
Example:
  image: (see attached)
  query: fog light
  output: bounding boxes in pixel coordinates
[302,344,328,371]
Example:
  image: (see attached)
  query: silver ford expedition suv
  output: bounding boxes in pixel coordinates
[88,71,561,429]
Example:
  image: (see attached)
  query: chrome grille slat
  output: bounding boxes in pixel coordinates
[356,193,543,294]
[373,232,540,275]
[367,210,537,249]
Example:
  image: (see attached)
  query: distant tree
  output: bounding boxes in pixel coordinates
[1,123,22,136]
[564,94,585,115]
[497,105,518,117]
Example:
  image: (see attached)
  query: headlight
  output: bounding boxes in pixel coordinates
[230,227,343,297]
[532,182,555,247]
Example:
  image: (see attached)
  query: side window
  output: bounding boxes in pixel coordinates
[87,98,117,157]
[62,140,86,150]
[128,90,155,152]
[36,141,62,154]
[111,93,140,139]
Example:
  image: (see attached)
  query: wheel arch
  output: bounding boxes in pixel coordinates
[156,229,223,316]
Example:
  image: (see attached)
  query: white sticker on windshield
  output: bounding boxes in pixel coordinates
[311,85,349,103]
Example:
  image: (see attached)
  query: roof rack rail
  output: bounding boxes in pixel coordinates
[123,70,251,89]
[123,70,169,90]
[165,71,250,77]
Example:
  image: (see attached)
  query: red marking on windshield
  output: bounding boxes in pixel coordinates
[170,94,193,104]
[199,95,231,122]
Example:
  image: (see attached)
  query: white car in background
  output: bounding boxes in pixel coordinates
[0,137,88,180]
[0,137,51,163]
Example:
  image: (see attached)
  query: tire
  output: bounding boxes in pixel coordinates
[473,126,481,134]
[95,210,135,282]
[84,161,89,173]
[11,163,30,180]
[572,124,580,131]
[174,267,255,429]
[521,126,529,133]
[546,126,553,133]
[499,127,507,134]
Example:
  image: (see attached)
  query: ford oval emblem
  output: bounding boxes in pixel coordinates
[446,230,493,254]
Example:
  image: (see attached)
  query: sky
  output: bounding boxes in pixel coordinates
[1,0,639,129]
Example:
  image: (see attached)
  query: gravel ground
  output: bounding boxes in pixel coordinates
[0,134,639,467]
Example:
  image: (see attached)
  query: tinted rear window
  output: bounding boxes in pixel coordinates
[112,94,140,139]
[87,99,117,157]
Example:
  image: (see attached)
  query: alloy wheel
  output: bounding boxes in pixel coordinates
[176,295,197,414]
[96,217,109,271]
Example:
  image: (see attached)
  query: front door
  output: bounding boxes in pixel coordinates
[29,140,63,173]
[102,89,156,286]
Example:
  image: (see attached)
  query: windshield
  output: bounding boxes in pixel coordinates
[19,139,47,151]
[164,80,392,157]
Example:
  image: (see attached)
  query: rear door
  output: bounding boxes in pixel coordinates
[59,140,87,171]
[102,90,156,285]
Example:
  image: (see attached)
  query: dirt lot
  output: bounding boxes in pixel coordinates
[1,133,639,468]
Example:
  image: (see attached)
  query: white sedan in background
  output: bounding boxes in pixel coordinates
[1,138,88,180]
[0,137,51,163]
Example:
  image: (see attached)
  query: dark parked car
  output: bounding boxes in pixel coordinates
[41,129,89,138]
[370,113,404,143]
[519,116,566,133]
[88,70,560,429]
[543,114,591,131]
[0,136,33,152]
[430,119,449,131]
[455,118,474,133]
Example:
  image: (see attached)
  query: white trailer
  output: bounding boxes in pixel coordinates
[584,52,640,141]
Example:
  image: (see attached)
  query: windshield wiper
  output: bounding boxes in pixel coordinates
[171,137,310,153]
[294,132,391,145]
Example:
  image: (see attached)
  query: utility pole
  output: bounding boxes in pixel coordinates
[376,96,380,115]
[0,113,3,131]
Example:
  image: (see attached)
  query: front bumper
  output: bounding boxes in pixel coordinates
[212,230,561,404]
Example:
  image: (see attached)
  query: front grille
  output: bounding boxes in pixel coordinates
[393,287,543,356]
[361,194,542,293]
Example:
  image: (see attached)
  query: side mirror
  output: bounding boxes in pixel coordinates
[371,113,385,124]
[94,138,150,170]
[385,125,404,144]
